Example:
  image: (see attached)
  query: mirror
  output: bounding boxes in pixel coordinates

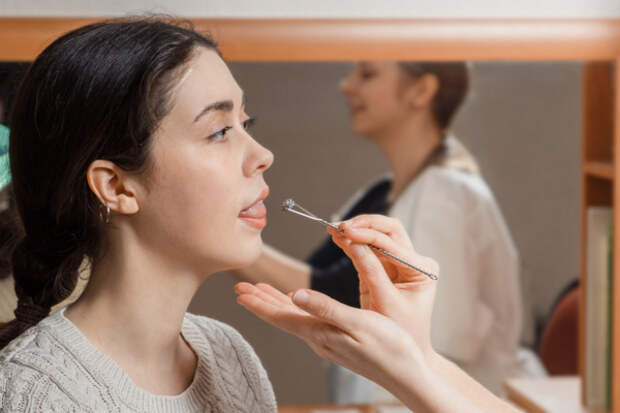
[0,59,585,404]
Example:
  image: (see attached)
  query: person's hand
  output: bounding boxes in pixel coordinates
[235,214,439,387]
[235,281,428,391]
[330,214,438,356]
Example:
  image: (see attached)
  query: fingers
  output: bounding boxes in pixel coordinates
[235,282,286,307]
[328,216,438,280]
[346,214,413,248]
[255,282,293,305]
[235,283,362,353]
[341,226,411,262]
[235,283,314,335]
[291,289,362,333]
[329,231,396,306]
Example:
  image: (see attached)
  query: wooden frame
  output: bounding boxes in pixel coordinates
[1,16,619,412]
[581,61,616,409]
[2,18,620,61]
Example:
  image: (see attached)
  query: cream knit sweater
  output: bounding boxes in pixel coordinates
[0,309,277,412]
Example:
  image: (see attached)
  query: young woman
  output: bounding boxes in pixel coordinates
[233,62,532,398]
[0,19,276,412]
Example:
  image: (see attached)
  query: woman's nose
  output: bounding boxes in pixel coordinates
[339,75,355,96]
[245,138,274,177]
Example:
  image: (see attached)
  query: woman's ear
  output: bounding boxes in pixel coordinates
[405,73,439,110]
[86,160,140,215]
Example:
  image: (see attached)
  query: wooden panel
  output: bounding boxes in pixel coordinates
[613,58,620,413]
[583,63,614,164]
[505,377,587,413]
[580,174,613,405]
[584,161,614,181]
[278,404,377,413]
[3,18,620,61]
[584,177,613,207]
[580,62,615,408]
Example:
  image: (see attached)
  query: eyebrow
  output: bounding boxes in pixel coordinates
[193,93,247,123]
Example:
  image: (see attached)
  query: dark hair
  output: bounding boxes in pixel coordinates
[0,17,218,348]
[398,62,469,130]
[0,62,29,124]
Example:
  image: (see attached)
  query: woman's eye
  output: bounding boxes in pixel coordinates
[208,126,232,142]
[360,71,374,80]
[242,117,256,131]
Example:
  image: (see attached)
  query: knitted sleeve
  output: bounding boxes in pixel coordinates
[0,363,84,413]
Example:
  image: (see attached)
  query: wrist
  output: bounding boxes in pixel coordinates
[425,348,444,371]
[385,352,450,412]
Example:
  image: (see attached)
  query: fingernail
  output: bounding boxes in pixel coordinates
[293,290,310,305]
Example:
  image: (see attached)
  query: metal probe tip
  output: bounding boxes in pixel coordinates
[282,198,295,211]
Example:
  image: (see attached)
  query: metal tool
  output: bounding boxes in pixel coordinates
[282,198,438,280]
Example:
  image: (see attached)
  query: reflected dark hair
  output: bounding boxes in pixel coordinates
[0,17,218,348]
[398,62,469,130]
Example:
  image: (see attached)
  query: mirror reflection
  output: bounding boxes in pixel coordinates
[0,60,582,406]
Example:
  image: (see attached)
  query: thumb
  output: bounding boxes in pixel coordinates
[292,289,361,332]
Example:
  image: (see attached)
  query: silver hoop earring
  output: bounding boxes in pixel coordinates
[100,204,111,224]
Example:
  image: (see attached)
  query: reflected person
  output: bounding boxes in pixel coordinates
[233,61,539,398]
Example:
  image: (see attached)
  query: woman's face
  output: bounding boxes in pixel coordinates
[133,48,273,275]
[339,61,411,139]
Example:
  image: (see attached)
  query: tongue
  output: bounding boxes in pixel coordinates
[239,203,266,218]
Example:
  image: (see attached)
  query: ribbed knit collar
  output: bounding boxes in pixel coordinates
[40,309,214,412]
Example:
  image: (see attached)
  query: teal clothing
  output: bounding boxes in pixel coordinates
[0,124,10,189]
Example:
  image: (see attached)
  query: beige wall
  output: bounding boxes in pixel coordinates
[188,61,582,404]
[2,0,619,18]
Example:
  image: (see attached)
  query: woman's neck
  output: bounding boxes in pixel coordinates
[373,117,442,204]
[65,230,203,394]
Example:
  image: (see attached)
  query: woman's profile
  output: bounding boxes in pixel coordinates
[0,18,275,412]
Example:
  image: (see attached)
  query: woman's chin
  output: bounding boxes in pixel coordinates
[225,238,263,270]
[351,123,376,140]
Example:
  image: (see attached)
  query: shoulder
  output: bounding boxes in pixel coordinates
[184,313,264,372]
[420,167,517,252]
[184,313,252,350]
[184,313,277,411]
[393,166,512,241]
[0,327,86,412]
[393,166,499,222]
[0,323,49,372]
[419,166,494,206]
[0,365,84,412]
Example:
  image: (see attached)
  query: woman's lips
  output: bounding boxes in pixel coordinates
[350,105,365,116]
[239,201,267,229]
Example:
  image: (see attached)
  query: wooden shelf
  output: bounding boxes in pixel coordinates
[584,161,614,180]
[505,376,588,413]
[580,61,619,412]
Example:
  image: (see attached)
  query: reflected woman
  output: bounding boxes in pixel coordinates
[233,61,540,398]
